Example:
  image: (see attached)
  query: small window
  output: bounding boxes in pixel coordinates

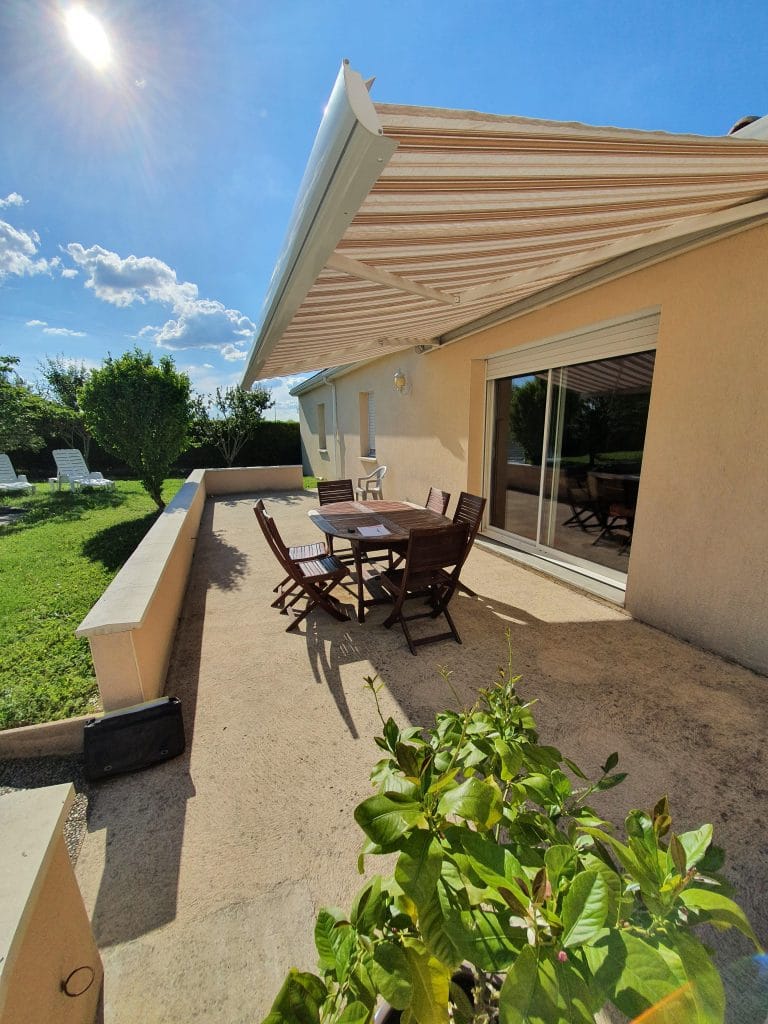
[360,391,376,457]
[317,402,327,450]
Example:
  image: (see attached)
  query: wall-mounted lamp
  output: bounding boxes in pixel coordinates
[393,369,410,395]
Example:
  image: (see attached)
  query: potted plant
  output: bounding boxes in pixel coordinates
[263,647,762,1024]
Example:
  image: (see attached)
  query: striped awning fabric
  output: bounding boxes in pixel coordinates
[251,104,768,380]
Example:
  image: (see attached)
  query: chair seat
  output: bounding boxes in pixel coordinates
[288,540,328,561]
[380,566,450,594]
[297,555,346,580]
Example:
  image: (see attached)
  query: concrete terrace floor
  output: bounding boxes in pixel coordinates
[74,489,768,1024]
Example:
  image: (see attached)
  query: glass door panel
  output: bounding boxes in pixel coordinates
[489,350,655,575]
[489,373,548,541]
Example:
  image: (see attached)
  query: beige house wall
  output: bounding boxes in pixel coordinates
[298,224,768,674]
[298,381,340,479]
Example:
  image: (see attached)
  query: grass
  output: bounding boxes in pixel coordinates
[303,475,317,490]
[0,479,183,730]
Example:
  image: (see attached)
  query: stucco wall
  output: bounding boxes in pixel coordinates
[298,382,339,479]
[298,224,768,674]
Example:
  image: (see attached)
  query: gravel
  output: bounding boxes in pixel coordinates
[0,754,92,864]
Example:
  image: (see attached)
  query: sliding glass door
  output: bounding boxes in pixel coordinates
[488,350,655,577]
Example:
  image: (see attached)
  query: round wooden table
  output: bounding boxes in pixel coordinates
[309,499,451,622]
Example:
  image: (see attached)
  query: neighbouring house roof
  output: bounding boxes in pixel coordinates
[242,61,768,386]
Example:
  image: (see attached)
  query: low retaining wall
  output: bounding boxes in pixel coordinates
[0,466,303,757]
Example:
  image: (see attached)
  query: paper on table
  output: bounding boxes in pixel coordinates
[357,524,389,537]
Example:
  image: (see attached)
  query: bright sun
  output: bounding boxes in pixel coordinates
[64,6,112,70]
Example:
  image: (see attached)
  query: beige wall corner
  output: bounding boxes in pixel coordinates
[0,785,103,1024]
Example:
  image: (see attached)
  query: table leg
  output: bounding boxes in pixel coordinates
[354,542,366,623]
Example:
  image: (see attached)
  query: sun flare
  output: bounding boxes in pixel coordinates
[64,6,112,70]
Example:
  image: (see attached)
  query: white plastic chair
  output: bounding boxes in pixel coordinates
[0,453,36,494]
[52,449,115,491]
[355,465,387,500]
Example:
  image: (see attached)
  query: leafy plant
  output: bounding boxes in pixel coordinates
[37,354,94,458]
[79,349,193,508]
[0,354,64,453]
[192,385,273,467]
[264,644,761,1024]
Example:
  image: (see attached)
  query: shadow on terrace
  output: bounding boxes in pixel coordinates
[74,490,768,1024]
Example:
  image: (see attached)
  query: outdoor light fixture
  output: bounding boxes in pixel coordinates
[393,369,409,395]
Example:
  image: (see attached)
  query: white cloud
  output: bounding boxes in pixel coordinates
[64,243,198,310]
[43,326,87,336]
[25,318,85,336]
[0,192,26,208]
[61,267,78,279]
[256,375,304,421]
[0,220,57,279]
[147,299,255,356]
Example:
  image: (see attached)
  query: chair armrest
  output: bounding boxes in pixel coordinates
[18,475,29,484]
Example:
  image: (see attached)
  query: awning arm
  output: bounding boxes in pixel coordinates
[241,61,397,388]
[326,252,460,305]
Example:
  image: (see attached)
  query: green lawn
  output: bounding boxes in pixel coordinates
[303,475,317,490]
[0,480,183,730]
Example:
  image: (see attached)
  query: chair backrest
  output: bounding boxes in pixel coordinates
[425,486,450,515]
[0,453,20,484]
[53,448,90,479]
[370,466,387,484]
[317,479,354,505]
[254,500,292,568]
[403,524,469,577]
[453,492,486,543]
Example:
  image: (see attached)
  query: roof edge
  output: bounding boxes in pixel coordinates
[241,62,397,389]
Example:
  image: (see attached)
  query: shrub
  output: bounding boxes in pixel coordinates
[264,648,761,1024]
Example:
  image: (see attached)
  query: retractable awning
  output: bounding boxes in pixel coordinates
[242,62,768,386]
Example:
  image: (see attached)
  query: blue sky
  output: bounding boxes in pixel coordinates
[2,1,767,420]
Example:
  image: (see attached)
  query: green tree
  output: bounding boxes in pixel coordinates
[193,385,273,466]
[0,354,61,453]
[37,355,93,459]
[79,349,193,509]
[508,377,547,464]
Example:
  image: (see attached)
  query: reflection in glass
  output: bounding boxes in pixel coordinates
[489,351,655,573]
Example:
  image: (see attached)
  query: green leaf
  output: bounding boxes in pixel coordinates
[263,969,328,1024]
[351,877,383,933]
[583,931,685,1020]
[544,845,578,891]
[402,939,452,1024]
[658,930,726,1022]
[563,757,587,780]
[337,1002,370,1024]
[437,777,503,830]
[669,833,687,875]
[677,824,713,868]
[494,737,523,780]
[395,831,444,909]
[451,829,528,906]
[561,870,615,948]
[602,752,619,773]
[354,794,422,847]
[314,908,351,973]
[396,741,423,778]
[371,942,412,1010]
[418,885,463,968]
[443,904,524,972]
[498,946,595,1024]
[679,888,761,946]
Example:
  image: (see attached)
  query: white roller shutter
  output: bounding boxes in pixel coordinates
[486,309,660,381]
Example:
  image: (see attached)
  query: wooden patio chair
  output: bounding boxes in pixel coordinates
[425,486,451,515]
[316,478,355,559]
[253,501,349,630]
[387,486,452,569]
[380,524,469,655]
[254,499,330,607]
[452,492,487,596]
